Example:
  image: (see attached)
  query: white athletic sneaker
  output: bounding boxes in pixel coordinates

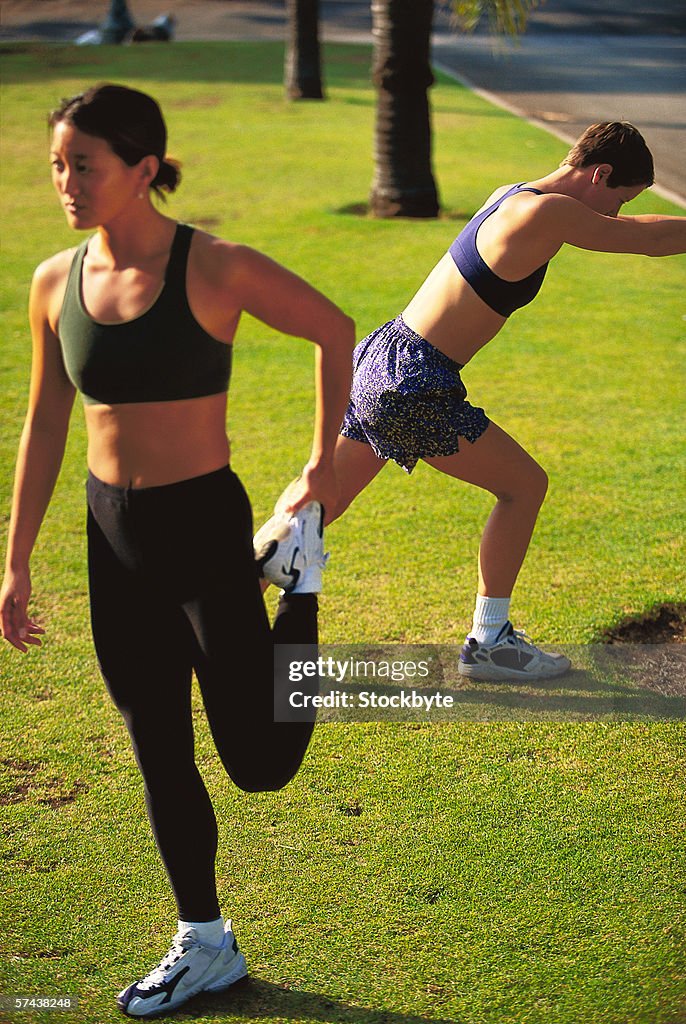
[117,920,247,1018]
[254,500,328,594]
[458,621,572,681]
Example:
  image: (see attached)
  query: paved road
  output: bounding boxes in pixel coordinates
[431,0,686,203]
[1,0,683,201]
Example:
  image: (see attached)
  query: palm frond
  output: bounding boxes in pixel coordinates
[447,0,542,37]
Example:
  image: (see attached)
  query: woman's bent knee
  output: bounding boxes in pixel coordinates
[494,461,548,505]
[231,765,299,794]
[221,726,313,793]
[531,462,549,503]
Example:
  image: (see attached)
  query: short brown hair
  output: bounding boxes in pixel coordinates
[564,122,654,188]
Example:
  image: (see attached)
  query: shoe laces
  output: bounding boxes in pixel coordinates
[138,931,198,989]
[511,627,536,647]
[509,627,555,659]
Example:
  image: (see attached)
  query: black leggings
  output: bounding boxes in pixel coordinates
[86,466,317,921]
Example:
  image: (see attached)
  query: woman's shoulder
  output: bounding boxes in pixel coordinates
[30,245,82,329]
[32,244,81,291]
[188,226,243,260]
[472,183,519,217]
[187,226,259,285]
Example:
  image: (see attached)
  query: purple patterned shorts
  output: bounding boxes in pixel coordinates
[340,315,489,473]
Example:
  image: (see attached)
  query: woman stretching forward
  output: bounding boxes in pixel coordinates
[261,122,685,679]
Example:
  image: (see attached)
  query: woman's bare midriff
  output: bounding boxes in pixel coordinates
[401,253,507,365]
[85,392,231,488]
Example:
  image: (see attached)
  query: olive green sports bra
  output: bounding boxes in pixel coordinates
[58,224,232,405]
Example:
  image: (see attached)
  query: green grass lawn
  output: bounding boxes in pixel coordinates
[1,41,685,1024]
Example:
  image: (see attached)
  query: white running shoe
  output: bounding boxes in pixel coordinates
[458,621,572,681]
[117,920,247,1018]
[254,499,328,594]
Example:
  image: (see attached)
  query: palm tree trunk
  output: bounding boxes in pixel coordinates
[285,0,325,100]
[369,0,439,218]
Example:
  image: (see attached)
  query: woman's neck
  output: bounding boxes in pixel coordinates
[94,208,176,268]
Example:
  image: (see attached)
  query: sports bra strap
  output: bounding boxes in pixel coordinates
[164,223,193,287]
[448,184,548,317]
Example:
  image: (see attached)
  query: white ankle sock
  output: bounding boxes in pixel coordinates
[470,595,511,644]
[178,916,225,946]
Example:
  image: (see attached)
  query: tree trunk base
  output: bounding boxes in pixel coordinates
[286,83,325,100]
[370,188,440,219]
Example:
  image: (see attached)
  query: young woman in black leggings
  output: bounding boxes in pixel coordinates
[0,84,354,1018]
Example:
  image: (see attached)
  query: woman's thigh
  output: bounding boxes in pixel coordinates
[87,507,197,776]
[423,421,547,500]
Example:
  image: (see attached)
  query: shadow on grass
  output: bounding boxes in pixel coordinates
[179,975,460,1023]
[276,642,686,723]
[335,203,474,220]
[0,40,372,89]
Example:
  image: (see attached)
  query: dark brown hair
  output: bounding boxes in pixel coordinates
[49,83,181,197]
[564,122,654,188]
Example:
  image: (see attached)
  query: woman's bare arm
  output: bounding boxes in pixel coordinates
[1,256,76,651]
[536,194,686,257]
[204,241,355,512]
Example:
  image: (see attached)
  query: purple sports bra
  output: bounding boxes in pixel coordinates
[448,183,548,317]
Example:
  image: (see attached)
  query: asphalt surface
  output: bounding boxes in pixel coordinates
[431,0,686,203]
[1,0,683,201]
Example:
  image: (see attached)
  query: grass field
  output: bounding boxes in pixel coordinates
[1,41,685,1024]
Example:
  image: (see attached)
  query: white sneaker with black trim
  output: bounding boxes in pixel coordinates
[117,920,247,1018]
[458,621,571,681]
[254,500,328,594]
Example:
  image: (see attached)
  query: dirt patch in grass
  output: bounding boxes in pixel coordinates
[601,603,686,644]
[37,779,89,808]
[0,759,43,806]
[0,761,88,807]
